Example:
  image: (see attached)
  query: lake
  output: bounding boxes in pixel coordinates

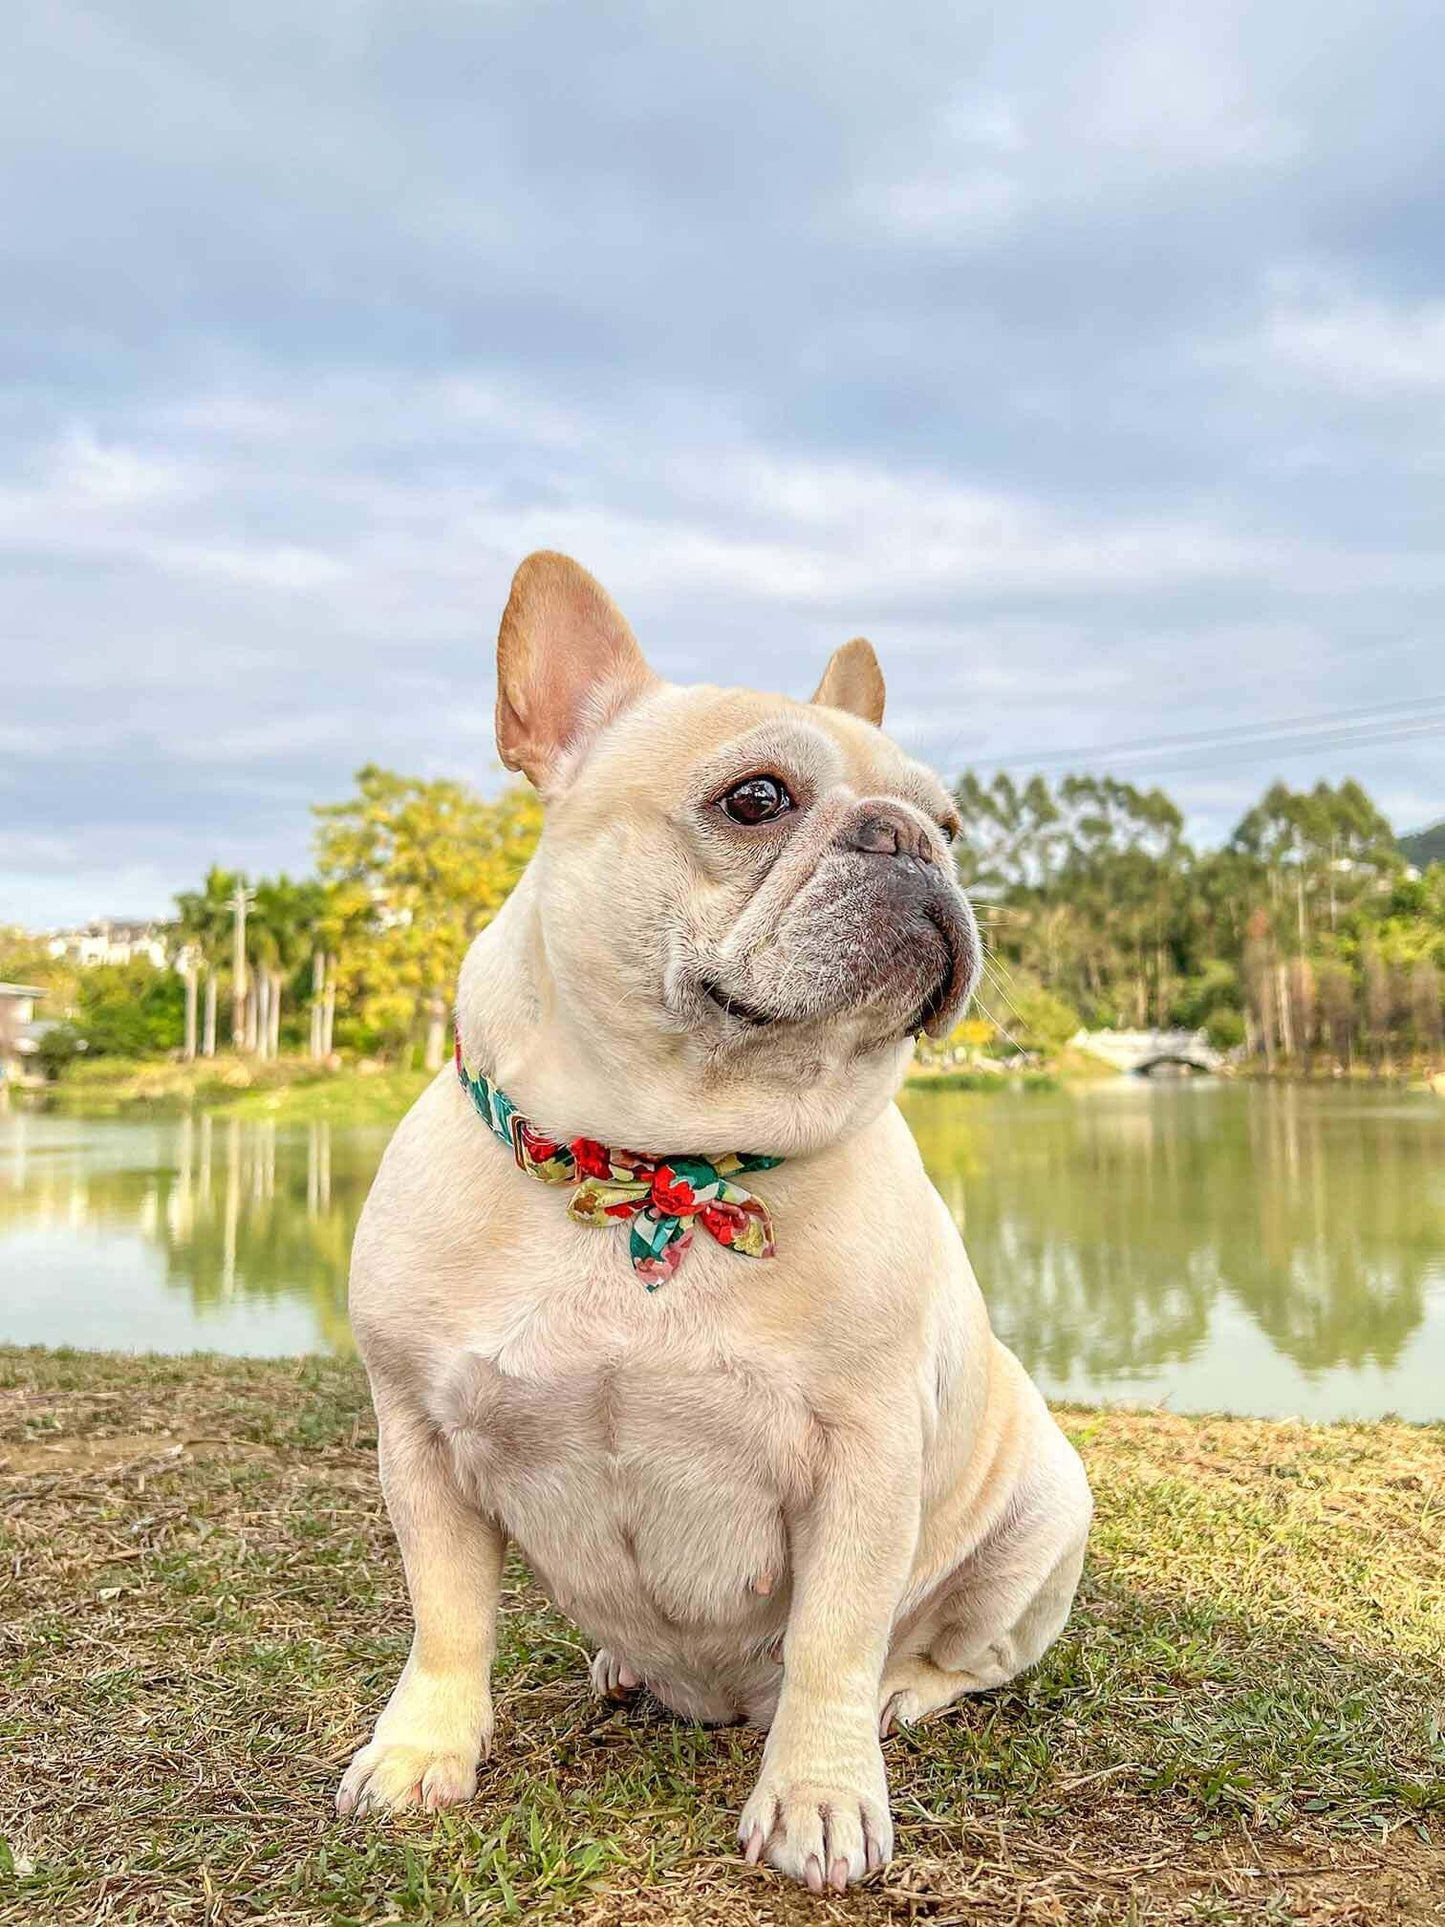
[2,1082,1442,1421]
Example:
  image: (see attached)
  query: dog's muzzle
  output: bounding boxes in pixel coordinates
[836,801,979,1038]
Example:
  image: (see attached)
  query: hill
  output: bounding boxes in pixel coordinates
[1399,818,1445,867]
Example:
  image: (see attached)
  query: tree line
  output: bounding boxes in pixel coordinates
[3,766,541,1076]
[956,772,1444,1070]
[5,764,1440,1076]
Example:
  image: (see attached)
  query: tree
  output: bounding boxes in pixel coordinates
[1411,958,1443,1055]
[1230,779,1401,950]
[960,773,1189,1029]
[34,1021,84,1078]
[952,773,1064,892]
[249,876,326,1061]
[951,766,1441,1075]
[175,868,240,1059]
[72,962,185,1058]
[314,766,543,1066]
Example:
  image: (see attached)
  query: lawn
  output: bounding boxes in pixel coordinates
[33,1056,433,1123]
[27,1050,1100,1125]
[2,1349,1441,1926]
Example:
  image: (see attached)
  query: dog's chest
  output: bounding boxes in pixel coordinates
[430,1262,816,1636]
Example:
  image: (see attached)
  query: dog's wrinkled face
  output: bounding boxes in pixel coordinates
[686,709,975,1046]
[547,690,978,1060]
[493,554,979,1089]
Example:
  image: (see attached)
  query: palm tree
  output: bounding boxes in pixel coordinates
[175,869,241,1060]
[250,877,328,1060]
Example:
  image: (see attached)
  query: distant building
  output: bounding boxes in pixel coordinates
[46,919,171,970]
[0,982,47,1083]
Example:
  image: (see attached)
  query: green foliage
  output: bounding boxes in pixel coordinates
[1399,817,1445,868]
[33,1022,84,1077]
[1170,960,1243,1030]
[174,866,241,965]
[315,764,542,1055]
[1203,1006,1247,1052]
[961,771,1444,1069]
[73,963,185,1058]
[1002,983,1081,1055]
[0,930,78,1010]
[1230,777,1399,879]
[251,874,326,979]
[958,773,1190,1033]
[24,764,1444,1079]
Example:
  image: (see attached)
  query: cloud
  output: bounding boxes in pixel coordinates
[1261,287,1445,393]
[3,0,1445,924]
[1080,11,1304,168]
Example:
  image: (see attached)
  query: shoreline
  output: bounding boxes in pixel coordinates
[12,1050,1442,1123]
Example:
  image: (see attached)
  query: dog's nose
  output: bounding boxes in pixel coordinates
[844,802,936,864]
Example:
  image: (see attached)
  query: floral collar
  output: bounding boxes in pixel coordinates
[455,1040,782,1289]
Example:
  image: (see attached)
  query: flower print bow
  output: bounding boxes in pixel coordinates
[456,1041,782,1289]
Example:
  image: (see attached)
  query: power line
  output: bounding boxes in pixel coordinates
[991,693,1445,766]
[978,694,1445,774]
[1103,715,1445,776]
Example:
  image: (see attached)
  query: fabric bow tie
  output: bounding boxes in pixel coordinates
[456,1041,782,1289]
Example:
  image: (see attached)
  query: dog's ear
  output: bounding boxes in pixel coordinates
[496,552,658,793]
[811,637,885,726]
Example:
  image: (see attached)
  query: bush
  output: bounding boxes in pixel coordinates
[1204,1007,1246,1052]
[1006,985,1082,1056]
[1171,960,1243,1031]
[74,963,185,1058]
[34,1022,85,1078]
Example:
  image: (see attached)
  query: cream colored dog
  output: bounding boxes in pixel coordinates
[336,553,1092,1893]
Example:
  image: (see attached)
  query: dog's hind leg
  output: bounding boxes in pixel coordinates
[879,1422,1090,1737]
[589,1648,642,1701]
[591,1649,748,1725]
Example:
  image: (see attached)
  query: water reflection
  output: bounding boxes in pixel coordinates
[1,1085,1442,1417]
[0,1111,379,1354]
[901,1082,1445,1415]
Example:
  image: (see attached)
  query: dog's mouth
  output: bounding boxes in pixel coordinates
[696,887,975,1044]
[914,976,952,1038]
[700,979,779,1028]
[913,902,972,1038]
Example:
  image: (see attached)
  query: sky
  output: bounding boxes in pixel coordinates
[4,0,1445,928]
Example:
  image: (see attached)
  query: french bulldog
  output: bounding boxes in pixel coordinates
[336,552,1092,1892]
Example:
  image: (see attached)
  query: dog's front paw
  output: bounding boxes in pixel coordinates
[335,1741,479,1817]
[738,1753,892,1892]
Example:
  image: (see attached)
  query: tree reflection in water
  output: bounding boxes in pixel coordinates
[0,1112,372,1353]
[901,1081,1444,1387]
[2,1084,1441,1410]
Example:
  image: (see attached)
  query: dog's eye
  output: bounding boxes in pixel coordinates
[719,775,794,826]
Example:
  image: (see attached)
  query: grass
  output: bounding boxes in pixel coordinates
[2,1352,1441,1924]
[32,1045,1436,1130]
[33,1054,1077,1125]
[906,1067,1061,1094]
[908,1047,1123,1095]
[33,1056,432,1123]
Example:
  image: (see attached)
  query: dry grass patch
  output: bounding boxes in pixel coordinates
[1,1349,1441,1926]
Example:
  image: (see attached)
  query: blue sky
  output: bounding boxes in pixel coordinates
[5,0,1444,926]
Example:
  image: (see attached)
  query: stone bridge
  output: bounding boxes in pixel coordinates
[1071,1027,1225,1076]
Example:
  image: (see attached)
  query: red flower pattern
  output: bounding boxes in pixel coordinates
[706,1204,740,1246]
[650,1165,699,1216]
[571,1137,614,1181]
[516,1122,564,1164]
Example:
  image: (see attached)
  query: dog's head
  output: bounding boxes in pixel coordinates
[482,551,979,1148]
